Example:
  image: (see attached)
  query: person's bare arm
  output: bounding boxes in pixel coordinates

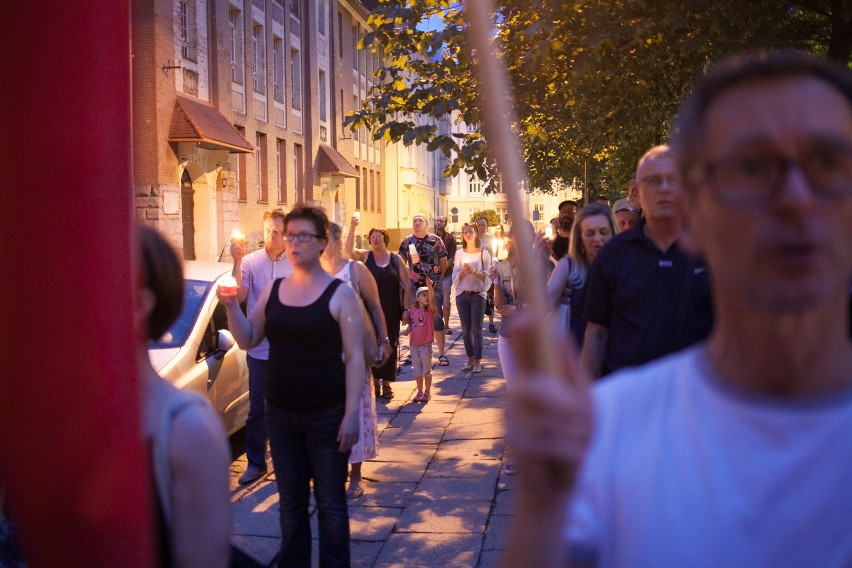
[354,262,391,366]
[499,313,593,568]
[580,322,609,379]
[217,280,272,349]
[344,216,368,262]
[547,258,571,311]
[230,239,250,304]
[329,284,365,451]
[169,404,231,568]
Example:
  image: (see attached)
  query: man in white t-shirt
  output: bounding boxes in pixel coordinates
[229,209,292,485]
[501,51,852,567]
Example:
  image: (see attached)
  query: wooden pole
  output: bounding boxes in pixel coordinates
[464,2,560,380]
[0,1,153,565]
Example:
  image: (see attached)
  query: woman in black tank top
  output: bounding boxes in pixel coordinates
[218,206,366,567]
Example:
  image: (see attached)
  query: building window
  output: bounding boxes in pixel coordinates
[469,176,482,194]
[272,0,284,23]
[290,48,301,110]
[276,139,286,203]
[377,172,381,213]
[318,70,327,122]
[179,0,197,61]
[533,203,544,221]
[272,37,284,102]
[317,0,326,35]
[354,166,361,210]
[338,13,343,58]
[294,143,304,202]
[229,9,244,85]
[289,0,299,17]
[256,133,268,202]
[352,25,358,71]
[362,168,368,211]
[368,169,374,211]
[252,24,266,94]
[236,128,247,201]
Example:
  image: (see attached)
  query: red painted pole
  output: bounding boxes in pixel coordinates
[0,2,153,566]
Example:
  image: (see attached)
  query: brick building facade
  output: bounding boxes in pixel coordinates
[132,0,384,259]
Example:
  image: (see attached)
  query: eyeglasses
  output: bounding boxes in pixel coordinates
[638,173,677,191]
[283,232,321,243]
[699,145,852,208]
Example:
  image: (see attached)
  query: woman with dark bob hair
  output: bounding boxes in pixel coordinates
[218,205,364,567]
[138,224,231,568]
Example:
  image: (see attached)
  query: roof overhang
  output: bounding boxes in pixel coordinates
[315,144,358,178]
[168,94,254,153]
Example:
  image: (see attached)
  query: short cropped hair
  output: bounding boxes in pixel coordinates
[368,227,390,246]
[670,50,852,193]
[138,224,184,340]
[262,208,286,225]
[557,200,579,212]
[636,145,672,176]
[329,222,343,242]
[284,204,330,241]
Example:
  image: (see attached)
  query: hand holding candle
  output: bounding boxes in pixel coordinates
[218,274,239,297]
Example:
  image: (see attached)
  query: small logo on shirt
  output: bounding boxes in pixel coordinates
[659,260,673,268]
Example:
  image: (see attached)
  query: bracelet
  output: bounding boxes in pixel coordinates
[378,337,391,345]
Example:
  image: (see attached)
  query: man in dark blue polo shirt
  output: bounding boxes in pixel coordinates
[581,145,713,377]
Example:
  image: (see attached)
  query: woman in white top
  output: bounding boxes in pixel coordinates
[452,222,492,373]
[321,222,389,500]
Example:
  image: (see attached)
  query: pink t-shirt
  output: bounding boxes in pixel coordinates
[409,306,435,346]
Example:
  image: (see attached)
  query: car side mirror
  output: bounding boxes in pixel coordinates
[214,329,236,360]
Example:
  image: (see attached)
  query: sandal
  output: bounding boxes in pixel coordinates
[473,364,483,373]
[413,391,424,402]
[381,386,394,400]
[421,391,431,402]
[462,364,473,372]
[438,355,450,366]
[346,485,364,499]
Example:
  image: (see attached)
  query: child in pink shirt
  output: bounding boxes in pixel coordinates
[402,279,436,402]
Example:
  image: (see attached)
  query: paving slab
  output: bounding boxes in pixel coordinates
[231,534,280,566]
[483,514,512,551]
[351,481,417,508]
[395,501,491,534]
[390,411,453,428]
[492,489,517,516]
[476,549,503,568]
[369,444,436,464]
[379,426,446,446]
[374,533,483,567]
[411,476,498,502]
[435,438,505,460]
[367,460,430,483]
[425,458,502,479]
[443,421,505,441]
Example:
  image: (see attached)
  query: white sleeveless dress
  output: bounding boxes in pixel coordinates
[334,261,378,463]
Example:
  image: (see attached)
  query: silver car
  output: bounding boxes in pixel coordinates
[148,261,249,435]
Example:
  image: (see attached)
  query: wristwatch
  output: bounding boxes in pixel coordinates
[378,337,391,345]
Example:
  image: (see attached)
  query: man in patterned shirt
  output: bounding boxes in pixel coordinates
[399,214,450,366]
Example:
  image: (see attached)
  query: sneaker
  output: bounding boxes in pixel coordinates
[422,391,431,402]
[238,464,267,485]
[488,323,498,334]
[381,385,394,400]
[413,391,424,402]
[445,328,453,335]
[473,364,483,373]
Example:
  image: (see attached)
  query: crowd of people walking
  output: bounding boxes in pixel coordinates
[3,49,850,568]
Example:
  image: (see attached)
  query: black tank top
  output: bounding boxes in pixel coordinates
[365,252,403,323]
[264,278,346,411]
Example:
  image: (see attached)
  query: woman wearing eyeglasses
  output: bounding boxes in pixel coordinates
[218,205,364,567]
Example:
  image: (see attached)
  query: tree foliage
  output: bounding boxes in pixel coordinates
[469,209,501,227]
[346,0,852,198]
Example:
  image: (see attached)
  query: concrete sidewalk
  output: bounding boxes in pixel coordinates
[228,310,515,567]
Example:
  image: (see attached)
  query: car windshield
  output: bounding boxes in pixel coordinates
[150,279,211,348]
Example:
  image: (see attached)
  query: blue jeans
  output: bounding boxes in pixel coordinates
[266,402,351,568]
[456,292,485,359]
[245,355,268,469]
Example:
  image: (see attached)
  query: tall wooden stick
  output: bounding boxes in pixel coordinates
[464,1,559,380]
